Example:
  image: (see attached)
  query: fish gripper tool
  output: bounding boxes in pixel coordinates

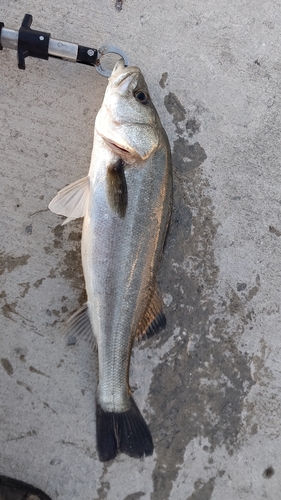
[0,13,129,77]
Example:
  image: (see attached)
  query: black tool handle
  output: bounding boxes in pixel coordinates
[18,14,50,69]
[0,22,4,50]
[0,13,98,70]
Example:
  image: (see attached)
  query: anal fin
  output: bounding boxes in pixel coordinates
[48,176,90,224]
[135,283,167,342]
[65,303,96,349]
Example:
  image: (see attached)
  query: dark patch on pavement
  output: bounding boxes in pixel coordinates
[29,366,50,378]
[0,252,30,275]
[145,94,254,499]
[25,224,32,235]
[186,118,201,137]
[263,466,274,479]
[187,477,216,500]
[173,136,207,173]
[33,278,45,288]
[124,493,145,500]
[269,225,281,237]
[17,380,32,393]
[95,480,110,500]
[49,220,86,305]
[2,301,18,320]
[52,224,65,249]
[237,282,247,291]
[164,92,206,172]
[19,282,30,297]
[1,358,13,376]
[164,92,186,123]
[61,247,86,304]
[68,231,81,241]
[115,0,123,11]
[159,72,168,89]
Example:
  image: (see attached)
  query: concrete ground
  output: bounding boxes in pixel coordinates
[1,0,281,499]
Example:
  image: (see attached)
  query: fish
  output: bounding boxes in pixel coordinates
[49,59,173,462]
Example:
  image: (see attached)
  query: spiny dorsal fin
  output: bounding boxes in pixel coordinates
[48,176,90,225]
[65,303,96,350]
[106,159,127,218]
[135,283,166,342]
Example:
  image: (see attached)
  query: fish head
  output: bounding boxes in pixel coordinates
[96,59,163,163]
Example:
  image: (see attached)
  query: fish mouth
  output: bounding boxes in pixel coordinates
[111,59,139,89]
[113,71,137,89]
[103,137,134,159]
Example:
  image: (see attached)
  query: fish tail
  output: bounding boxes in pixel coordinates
[96,396,154,462]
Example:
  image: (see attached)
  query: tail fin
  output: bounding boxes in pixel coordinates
[96,397,154,462]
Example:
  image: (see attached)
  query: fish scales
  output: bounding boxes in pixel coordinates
[85,135,171,410]
[49,59,173,461]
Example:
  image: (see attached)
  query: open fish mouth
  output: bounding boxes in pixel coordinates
[102,137,135,159]
[112,71,136,89]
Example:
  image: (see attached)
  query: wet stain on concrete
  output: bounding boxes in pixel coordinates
[29,366,50,378]
[115,0,123,11]
[159,72,168,89]
[164,92,186,124]
[237,282,247,291]
[52,224,65,249]
[186,118,201,137]
[68,231,81,242]
[173,136,207,173]
[145,94,254,499]
[7,429,37,442]
[16,380,57,414]
[25,224,32,235]
[33,278,45,288]
[95,480,110,500]
[1,358,13,376]
[43,401,57,414]
[263,466,275,479]
[19,282,30,298]
[269,225,281,237]
[17,380,32,393]
[44,246,53,255]
[47,220,86,307]
[124,493,145,500]
[0,252,30,275]
[60,245,86,306]
[187,477,216,500]
[2,301,18,320]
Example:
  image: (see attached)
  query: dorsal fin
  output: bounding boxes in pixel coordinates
[135,283,166,342]
[106,159,127,218]
[48,176,90,224]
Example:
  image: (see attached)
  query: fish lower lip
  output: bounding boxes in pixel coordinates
[104,139,129,154]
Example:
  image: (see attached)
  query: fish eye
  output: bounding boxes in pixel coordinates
[134,90,150,104]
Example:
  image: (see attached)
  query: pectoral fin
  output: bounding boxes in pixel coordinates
[135,283,166,342]
[48,176,90,224]
[106,159,127,218]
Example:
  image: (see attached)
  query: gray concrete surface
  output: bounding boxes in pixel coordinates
[1,1,281,499]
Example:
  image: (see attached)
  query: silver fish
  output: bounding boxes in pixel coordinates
[49,59,173,461]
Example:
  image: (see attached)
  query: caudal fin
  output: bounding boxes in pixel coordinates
[96,397,154,462]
